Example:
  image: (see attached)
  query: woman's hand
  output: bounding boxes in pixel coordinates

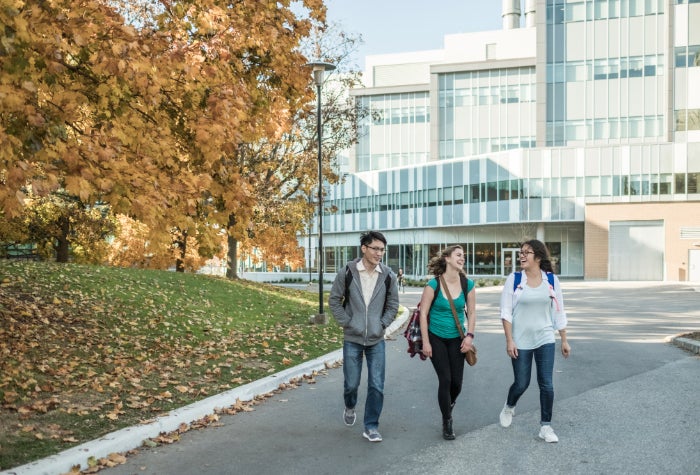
[506,339,518,359]
[422,341,432,358]
[561,341,571,358]
[460,335,474,353]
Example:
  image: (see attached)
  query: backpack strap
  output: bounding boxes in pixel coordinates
[545,271,561,311]
[545,271,555,288]
[343,265,352,308]
[513,271,522,291]
[459,273,468,297]
[431,274,469,308]
[343,264,393,309]
[513,271,555,290]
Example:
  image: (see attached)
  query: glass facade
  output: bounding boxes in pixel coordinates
[356,92,430,171]
[546,0,667,145]
[439,67,536,159]
[274,0,700,282]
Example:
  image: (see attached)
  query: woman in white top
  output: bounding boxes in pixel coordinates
[498,239,571,443]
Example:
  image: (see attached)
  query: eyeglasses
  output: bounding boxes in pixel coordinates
[519,250,535,257]
[365,245,386,253]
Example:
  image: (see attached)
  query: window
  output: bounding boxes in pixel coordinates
[628,57,643,77]
[675,173,686,194]
[676,47,688,67]
[443,187,453,206]
[510,179,522,199]
[689,173,699,194]
[454,186,464,205]
[594,0,608,19]
[470,184,481,203]
[644,56,656,76]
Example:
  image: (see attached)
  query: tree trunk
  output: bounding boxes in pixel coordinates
[175,230,187,272]
[226,234,238,279]
[55,215,70,263]
[226,213,239,279]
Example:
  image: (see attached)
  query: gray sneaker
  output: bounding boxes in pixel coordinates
[362,429,382,442]
[343,407,356,426]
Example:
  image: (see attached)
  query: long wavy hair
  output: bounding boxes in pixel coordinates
[522,239,554,273]
[427,245,465,277]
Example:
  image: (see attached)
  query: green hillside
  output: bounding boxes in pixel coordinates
[0,260,342,470]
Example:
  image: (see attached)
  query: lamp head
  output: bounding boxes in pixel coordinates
[306,61,336,86]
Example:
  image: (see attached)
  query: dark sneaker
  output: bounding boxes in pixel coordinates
[442,418,455,440]
[362,429,382,442]
[343,407,356,426]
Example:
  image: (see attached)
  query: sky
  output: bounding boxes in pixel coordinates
[324,0,505,69]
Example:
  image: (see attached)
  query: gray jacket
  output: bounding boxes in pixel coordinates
[328,258,399,346]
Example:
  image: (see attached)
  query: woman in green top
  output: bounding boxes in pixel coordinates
[418,245,476,440]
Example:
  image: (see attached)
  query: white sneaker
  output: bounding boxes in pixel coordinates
[499,403,515,428]
[538,425,559,443]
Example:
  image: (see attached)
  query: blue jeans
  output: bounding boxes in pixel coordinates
[506,342,555,424]
[343,340,385,431]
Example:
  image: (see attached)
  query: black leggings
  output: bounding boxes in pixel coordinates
[428,331,465,420]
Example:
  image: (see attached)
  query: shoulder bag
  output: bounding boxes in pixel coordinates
[439,275,477,366]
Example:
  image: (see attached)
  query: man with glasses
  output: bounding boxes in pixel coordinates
[329,230,399,442]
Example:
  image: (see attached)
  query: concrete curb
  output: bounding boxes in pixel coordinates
[4,308,411,475]
[2,350,344,475]
[670,333,700,355]
[384,305,410,339]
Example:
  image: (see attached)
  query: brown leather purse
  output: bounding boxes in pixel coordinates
[439,275,477,366]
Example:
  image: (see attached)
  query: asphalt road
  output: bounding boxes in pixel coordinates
[100,281,700,475]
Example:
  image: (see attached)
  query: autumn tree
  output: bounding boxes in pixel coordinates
[106,214,224,271]
[0,0,208,258]
[20,191,115,263]
[1,0,328,270]
[105,0,332,272]
[223,23,366,279]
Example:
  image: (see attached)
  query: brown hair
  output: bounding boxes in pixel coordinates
[427,245,465,277]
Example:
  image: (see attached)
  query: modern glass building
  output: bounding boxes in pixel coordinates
[305,0,700,282]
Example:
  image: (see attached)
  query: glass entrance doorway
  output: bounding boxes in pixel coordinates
[501,248,520,276]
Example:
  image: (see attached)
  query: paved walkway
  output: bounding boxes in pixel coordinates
[4,282,700,475]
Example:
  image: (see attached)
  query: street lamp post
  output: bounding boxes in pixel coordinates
[307,61,335,321]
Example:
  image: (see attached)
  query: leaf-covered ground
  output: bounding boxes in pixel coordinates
[0,260,343,470]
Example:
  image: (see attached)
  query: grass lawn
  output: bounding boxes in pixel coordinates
[0,260,344,470]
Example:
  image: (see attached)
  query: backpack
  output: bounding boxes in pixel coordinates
[404,274,470,360]
[342,264,392,309]
[513,271,554,291]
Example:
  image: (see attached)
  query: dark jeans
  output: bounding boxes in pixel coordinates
[343,340,385,431]
[506,342,555,424]
[428,331,465,420]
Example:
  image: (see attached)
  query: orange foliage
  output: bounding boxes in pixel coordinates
[0,0,327,266]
